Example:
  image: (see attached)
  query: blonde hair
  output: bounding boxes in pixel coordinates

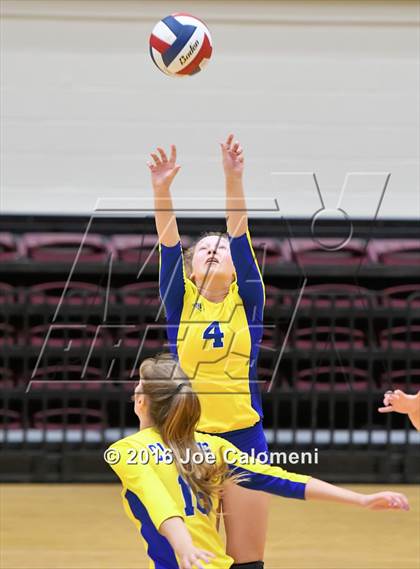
[138,352,231,510]
[184,231,229,278]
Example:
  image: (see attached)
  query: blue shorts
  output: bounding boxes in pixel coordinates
[213,421,268,455]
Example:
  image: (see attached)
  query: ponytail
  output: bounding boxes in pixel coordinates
[139,353,230,510]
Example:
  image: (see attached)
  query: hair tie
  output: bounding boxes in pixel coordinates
[173,383,185,395]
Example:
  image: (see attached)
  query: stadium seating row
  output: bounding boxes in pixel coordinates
[1,322,419,349]
[1,232,420,265]
[1,281,420,307]
[1,365,419,392]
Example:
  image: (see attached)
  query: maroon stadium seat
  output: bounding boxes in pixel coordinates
[259,327,277,348]
[379,369,420,391]
[27,281,110,305]
[368,240,420,265]
[115,370,140,392]
[293,326,367,350]
[251,237,284,266]
[0,324,15,346]
[263,285,283,309]
[121,324,168,348]
[111,234,193,265]
[379,325,420,350]
[0,410,22,429]
[0,368,15,389]
[296,366,370,392]
[119,282,160,307]
[284,283,373,308]
[284,238,366,266]
[22,233,109,262]
[28,324,113,347]
[381,285,420,308]
[0,233,20,262]
[111,234,160,265]
[0,283,15,304]
[26,365,107,391]
[33,408,105,429]
[257,366,287,392]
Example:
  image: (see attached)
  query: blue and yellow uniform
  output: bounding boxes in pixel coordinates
[159,230,265,440]
[107,428,309,569]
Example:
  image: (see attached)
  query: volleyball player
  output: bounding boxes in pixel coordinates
[378,389,420,430]
[106,353,409,569]
[148,134,270,566]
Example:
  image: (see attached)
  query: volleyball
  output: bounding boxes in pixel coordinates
[149,13,213,77]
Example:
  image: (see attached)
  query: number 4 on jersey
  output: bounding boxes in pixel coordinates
[203,321,224,348]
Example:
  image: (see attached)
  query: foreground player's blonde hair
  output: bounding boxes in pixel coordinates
[139,352,231,510]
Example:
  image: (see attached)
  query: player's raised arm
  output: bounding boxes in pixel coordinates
[221,133,247,237]
[148,144,181,247]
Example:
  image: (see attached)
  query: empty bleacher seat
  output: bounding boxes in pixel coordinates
[27,281,110,305]
[379,325,420,349]
[0,368,15,389]
[119,281,160,307]
[379,369,420,391]
[263,285,285,309]
[251,237,284,266]
[284,283,373,308]
[28,324,113,347]
[33,408,105,429]
[0,283,15,304]
[0,324,16,346]
[381,285,420,308]
[121,324,168,348]
[293,326,367,350]
[0,410,22,429]
[22,233,109,262]
[26,365,108,391]
[284,239,367,265]
[111,234,161,265]
[115,370,140,392]
[368,240,420,265]
[0,233,20,262]
[296,366,370,392]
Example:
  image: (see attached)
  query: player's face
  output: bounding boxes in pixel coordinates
[191,235,235,284]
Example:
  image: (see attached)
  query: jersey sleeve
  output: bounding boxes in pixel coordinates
[106,441,184,530]
[213,437,309,500]
[158,240,186,319]
[228,229,265,313]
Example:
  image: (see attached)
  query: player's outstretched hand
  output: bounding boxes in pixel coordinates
[363,491,409,511]
[179,545,215,569]
[378,389,419,415]
[220,133,244,179]
[148,144,181,190]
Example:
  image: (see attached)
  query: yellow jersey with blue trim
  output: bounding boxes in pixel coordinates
[158,229,265,433]
[107,427,310,569]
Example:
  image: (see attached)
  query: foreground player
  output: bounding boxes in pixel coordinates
[378,389,420,430]
[106,354,409,569]
[149,135,270,564]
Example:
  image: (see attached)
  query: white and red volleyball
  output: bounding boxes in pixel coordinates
[149,13,213,77]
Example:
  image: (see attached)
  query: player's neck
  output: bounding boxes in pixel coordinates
[197,283,230,303]
[139,414,154,430]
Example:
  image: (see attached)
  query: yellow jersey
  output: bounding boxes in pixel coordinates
[107,428,309,569]
[159,229,265,433]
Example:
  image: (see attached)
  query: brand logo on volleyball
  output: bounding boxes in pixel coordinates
[179,40,200,65]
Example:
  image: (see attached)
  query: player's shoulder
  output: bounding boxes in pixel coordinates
[195,432,227,452]
[109,427,162,450]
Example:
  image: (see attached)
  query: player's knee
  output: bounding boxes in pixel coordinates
[230,562,264,569]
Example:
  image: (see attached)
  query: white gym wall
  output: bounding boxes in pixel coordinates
[1,0,419,219]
